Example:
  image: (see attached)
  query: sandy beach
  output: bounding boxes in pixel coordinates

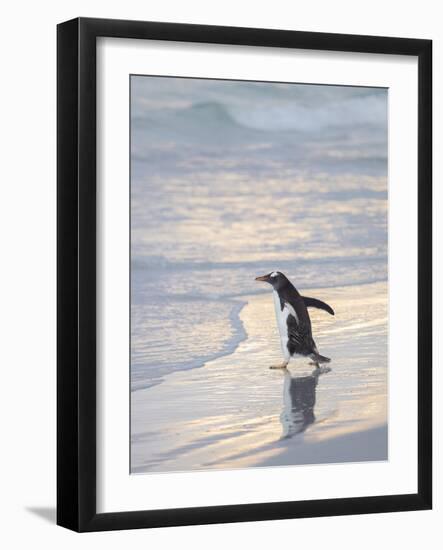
[131,280,388,473]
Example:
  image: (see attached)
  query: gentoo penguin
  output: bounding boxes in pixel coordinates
[255,271,334,369]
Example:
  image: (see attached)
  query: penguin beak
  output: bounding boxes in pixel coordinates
[255,274,271,283]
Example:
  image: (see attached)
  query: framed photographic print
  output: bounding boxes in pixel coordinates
[57,17,432,531]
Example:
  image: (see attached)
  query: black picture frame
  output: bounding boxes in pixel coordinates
[57,17,432,532]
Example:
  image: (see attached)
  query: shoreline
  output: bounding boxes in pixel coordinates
[131,280,388,473]
[131,278,388,391]
[131,298,248,392]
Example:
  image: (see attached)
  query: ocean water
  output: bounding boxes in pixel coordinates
[130,77,387,391]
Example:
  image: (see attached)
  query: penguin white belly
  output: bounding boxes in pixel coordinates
[273,291,298,361]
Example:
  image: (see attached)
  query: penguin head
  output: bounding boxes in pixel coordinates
[255,271,289,290]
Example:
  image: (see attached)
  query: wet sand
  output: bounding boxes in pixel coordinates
[131,281,388,473]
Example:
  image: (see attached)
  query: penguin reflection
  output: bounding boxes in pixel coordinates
[280,366,330,439]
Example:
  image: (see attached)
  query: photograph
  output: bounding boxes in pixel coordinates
[130,75,388,473]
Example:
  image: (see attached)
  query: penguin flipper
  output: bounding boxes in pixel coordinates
[302,296,335,316]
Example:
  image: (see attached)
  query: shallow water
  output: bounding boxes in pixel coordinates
[131,282,387,473]
[130,77,387,390]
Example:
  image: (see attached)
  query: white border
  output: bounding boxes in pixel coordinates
[97,38,418,513]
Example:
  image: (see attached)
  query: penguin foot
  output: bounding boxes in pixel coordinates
[269,362,289,369]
